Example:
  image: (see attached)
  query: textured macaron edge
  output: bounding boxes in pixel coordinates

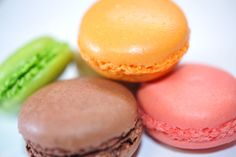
[0,37,73,112]
[24,119,143,157]
[80,43,189,79]
[139,109,236,144]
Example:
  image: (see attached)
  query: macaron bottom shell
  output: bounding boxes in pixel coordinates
[148,129,236,150]
[141,110,236,149]
[80,43,188,82]
[88,62,178,83]
[25,120,142,157]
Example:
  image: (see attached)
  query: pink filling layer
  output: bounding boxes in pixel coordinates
[140,109,236,143]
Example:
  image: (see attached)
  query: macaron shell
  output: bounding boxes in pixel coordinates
[138,64,236,129]
[149,128,236,149]
[0,37,73,112]
[25,119,143,157]
[19,78,138,152]
[121,133,141,157]
[79,0,189,65]
[140,109,236,149]
[85,60,179,82]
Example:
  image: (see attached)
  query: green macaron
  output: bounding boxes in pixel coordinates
[0,36,73,113]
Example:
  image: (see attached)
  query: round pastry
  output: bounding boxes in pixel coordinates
[78,0,189,82]
[137,64,236,149]
[0,36,72,113]
[18,78,142,157]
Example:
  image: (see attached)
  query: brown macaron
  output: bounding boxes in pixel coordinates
[18,78,142,157]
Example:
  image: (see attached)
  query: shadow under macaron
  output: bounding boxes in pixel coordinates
[75,53,102,78]
[74,52,141,96]
[131,143,142,157]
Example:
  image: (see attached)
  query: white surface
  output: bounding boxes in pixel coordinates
[0,0,236,157]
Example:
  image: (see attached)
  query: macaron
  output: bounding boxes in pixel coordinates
[0,36,72,112]
[78,0,189,82]
[18,78,142,157]
[137,64,236,149]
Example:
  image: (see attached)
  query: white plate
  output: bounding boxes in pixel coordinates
[0,0,236,157]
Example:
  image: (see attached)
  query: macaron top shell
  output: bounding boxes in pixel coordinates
[79,0,189,65]
[138,64,236,129]
[18,78,138,152]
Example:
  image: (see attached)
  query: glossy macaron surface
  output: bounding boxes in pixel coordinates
[18,78,139,152]
[79,0,189,65]
[137,64,236,149]
[78,0,189,82]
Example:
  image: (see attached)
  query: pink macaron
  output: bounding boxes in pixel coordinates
[137,64,236,149]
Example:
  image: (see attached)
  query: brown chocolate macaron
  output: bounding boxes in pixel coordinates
[18,78,142,157]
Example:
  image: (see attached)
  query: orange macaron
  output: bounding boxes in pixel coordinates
[78,0,190,82]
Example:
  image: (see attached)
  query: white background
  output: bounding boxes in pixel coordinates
[0,0,235,157]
